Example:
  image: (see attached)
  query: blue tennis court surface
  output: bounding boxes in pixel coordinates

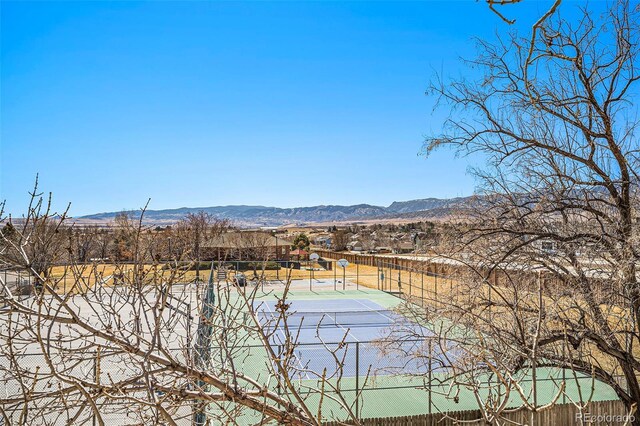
[254,298,446,377]
[223,289,620,423]
[257,298,406,342]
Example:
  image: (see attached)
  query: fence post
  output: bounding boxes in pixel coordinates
[409,269,412,300]
[334,262,337,291]
[356,263,359,290]
[342,266,346,291]
[93,348,100,426]
[434,272,438,305]
[421,272,424,307]
[562,342,566,404]
[187,301,192,360]
[532,363,537,426]
[355,342,360,419]
[428,339,433,414]
[488,279,492,318]
[384,264,387,292]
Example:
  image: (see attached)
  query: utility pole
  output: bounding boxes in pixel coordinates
[273,231,280,281]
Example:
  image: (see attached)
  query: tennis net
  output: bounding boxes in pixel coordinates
[254,309,401,329]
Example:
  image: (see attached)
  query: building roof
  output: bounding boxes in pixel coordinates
[290,249,309,256]
[396,242,415,250]
[202,232,291,249]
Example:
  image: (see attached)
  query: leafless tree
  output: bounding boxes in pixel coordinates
[110,212,137,262]
[237,231,275,261]
[0,190,365,426]
[0,179,69,288]
[331,230,351,252]
[93,228,113,261]
[484,0,561,27]
[413,1,640,423]
[69,226,100,263]
[174,212,229,282]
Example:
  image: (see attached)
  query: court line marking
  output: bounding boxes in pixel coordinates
[288,303,361,365]
[266,299,399,377]
[335,299,384,342]
[350,300,443,372]
[352,299,396,323]
[325,312,360,343]
[264,301,311,380]
[292,309,360,344]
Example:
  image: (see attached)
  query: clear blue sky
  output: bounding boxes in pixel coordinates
[1,1,573,216]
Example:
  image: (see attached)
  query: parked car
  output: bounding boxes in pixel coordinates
[233,273,247,287]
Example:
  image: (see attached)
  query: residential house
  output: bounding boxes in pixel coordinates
[201,231,291,260]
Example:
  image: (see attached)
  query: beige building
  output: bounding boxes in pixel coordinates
[201,231,291,260]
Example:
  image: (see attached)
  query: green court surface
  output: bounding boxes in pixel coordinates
[251,286,403,308]
[206,283,620,423]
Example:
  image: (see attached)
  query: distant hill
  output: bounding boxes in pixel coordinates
[79,196,474,227]
[386,197,471,214]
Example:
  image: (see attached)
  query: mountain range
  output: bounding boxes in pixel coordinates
[79,196,474,227]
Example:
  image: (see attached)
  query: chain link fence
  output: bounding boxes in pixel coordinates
[0,259,623,424]
[1,338,620,425]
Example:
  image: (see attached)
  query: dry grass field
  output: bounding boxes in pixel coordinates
[46,258,460,300]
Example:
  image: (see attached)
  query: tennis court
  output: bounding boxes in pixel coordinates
[222,282,620,423]
[1,273,620,425]
[254,298,438,377]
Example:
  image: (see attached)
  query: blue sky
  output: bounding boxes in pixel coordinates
[2,1,573,216]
